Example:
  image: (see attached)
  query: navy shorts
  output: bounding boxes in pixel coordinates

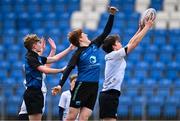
[23,88,44,115]
[70,81,98,110]
[99,89,121,119]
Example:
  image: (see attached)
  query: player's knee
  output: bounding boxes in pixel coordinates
[66,112,78,121]
[79,113,90,121]
[66,114,77,121]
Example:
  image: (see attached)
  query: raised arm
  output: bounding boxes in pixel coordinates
[51,48,84,95]
[92,6,118,47]
[38,37,46,56]
[45,38,56,67]
[126,19,154,54]
[37,66,64,74]
[46,44,75,64]
[47,38,56,57]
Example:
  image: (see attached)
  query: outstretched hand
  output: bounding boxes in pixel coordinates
[48,38,56,50]
[144,18,154,28]
[41,37,46,50]
[108,6,119,15]
[52,85,62,95]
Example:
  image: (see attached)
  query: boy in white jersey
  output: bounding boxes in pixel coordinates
[58,74,77,121]
[99,18,154,121]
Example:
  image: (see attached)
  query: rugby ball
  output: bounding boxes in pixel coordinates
[140,8,156,28]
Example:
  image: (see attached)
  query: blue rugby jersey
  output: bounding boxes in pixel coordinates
[76,44,100,82]
[25,50,47,89]
[59,14,114,87]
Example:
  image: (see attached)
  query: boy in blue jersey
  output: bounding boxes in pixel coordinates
[52,6,118,121]
[18,38,57,120]
[23,34,75,121]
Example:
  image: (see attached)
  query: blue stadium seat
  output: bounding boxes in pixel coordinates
[172,89,180,99]
[2,35,15,48]
[143,52,157,64]
[142,78,156,97]
[127,21,138,30]
[163,96,179,119]
[0,45,4,60]
[156,79,172,98]
[11,61,23,70]
[169,29,180,38]
[1,4,12,15]
[0,70,8,82]
[127,46,142,64]
[131,96,145,118]
[158,78,172,88]
[0,96,5,113]
[153,36,167,47]
[6,95,21,116]
[153,29,167,37]
[150,62,165,80]
[10,69,23,80]
[31,12,43,29]
[116,12,125,21]
[134,61,149,80]
[6,53,19,63]
[150,0,164,11]
[170,37,180,48]
[3,13,16,28]
[124,61,133,81]
[166,61,179,80]
[124,88,139,97]
[17,12,29,29]
[159,45,173,63]
[156,88,170,98]
[117,96,131,118]
[147,96,164,118]
[174,79,180,88]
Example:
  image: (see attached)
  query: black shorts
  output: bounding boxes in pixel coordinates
[70,81,98,110]
[18,114,29,120]
[23,88,44,115]
[99,89,121,119]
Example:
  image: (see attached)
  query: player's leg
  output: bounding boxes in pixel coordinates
[99,90,120,121]
[79,107,92,121]
[29,114,42,121]
[66,107,80,121]
[78,82,98,121]
[24,88,44,121]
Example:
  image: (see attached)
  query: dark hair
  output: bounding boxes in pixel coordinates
[102,35,120,53]
[24,34,40,50]
[68,29,82,47]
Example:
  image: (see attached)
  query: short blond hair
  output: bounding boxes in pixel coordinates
[24,34,40,50]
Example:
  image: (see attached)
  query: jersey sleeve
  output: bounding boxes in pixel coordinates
[91,14,114,48]
[110,47,128,59]
[27,56,47,70]
[39,56,47,65]
[59,48,84,87]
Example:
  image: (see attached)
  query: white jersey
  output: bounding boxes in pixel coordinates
[102,48,127,92]
[58,90,71,121]
[19,73,47,115]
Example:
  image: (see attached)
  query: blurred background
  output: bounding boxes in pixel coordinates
[0,0,180,120]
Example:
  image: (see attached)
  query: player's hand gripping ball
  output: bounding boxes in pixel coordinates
[140,8,156,28]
